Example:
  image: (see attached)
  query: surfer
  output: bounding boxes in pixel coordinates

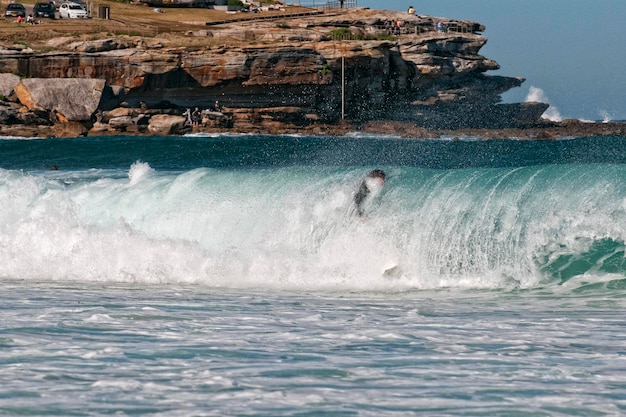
[353,169,386,217]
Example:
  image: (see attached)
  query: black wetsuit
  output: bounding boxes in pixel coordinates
[353,169,385,217]
[354,180,371,217]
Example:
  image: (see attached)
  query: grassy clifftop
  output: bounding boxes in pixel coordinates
[0,1,311,49]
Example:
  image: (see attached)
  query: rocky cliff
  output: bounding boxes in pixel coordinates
[0,9,549,137]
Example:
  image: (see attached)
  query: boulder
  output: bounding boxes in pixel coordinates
[148,114,186,135]
[104,107,135,122]
[67,38,131,53]
[14,78,106,121]
[0,73,20,97]
[133,114,150,125]
[90,121,110,133]
[108,115,134,128]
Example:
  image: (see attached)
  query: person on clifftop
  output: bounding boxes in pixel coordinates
[394,20,401,35]
[407,6,415,15]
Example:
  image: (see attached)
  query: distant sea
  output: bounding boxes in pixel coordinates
[2,133,626,416]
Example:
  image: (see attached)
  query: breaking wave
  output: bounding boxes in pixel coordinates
[2,157,626,293]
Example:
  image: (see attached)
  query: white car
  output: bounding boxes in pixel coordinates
[59,2,88,18]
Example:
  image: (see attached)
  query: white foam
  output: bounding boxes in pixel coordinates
[128,161,154,186]
[92,379,143,390]
[0,135,44,140]
[526,86,562,122]
[598,109,614,123]
[2,163,625,292]
[344,132,402,139]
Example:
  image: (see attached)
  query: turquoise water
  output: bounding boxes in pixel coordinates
[1,134,626,415]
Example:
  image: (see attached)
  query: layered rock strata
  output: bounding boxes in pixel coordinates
[0,9,549,137]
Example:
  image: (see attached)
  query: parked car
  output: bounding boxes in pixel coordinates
[50,0,76,10]
[4,3,26,18]
[34,2,56,18]
[58,2,88,18]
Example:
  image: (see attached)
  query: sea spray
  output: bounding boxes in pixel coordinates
[2,158,626,291]
[128,160,154,185]
[526,86,562,121]
[598,109,614,123]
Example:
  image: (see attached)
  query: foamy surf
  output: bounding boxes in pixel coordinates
[2,134,626,417]
[2,154,626,292]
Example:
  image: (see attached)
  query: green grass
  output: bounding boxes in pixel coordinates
[325,28,397,41]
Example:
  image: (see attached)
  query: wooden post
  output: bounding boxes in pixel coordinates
[341,54,345,120]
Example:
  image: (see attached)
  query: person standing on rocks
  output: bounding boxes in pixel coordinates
[183,108,192,127]
[192,108,200,128]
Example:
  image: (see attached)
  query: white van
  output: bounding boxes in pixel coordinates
[58,2,88,18]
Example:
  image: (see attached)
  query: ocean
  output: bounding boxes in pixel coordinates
[1,133,626,416]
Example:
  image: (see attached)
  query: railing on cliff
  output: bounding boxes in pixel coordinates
[379,21,479,36]
[204,9,325,26]
[289,0,357,9]
[328,20,481,40]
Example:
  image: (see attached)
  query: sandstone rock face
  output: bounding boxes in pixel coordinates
[67,38,134,53]
[52,121,89,137]
[14,78,106,121]
[0,9,549,133]
[0,73,20,97]
[182,51,250,87]
[399,34,496,76]
[0,103,18,125]
[0,100,50,126]
[244,48,329,86]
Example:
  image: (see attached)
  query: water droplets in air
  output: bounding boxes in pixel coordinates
[526,86,562,122]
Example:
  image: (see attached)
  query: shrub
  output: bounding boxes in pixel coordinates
[326,28,397,41]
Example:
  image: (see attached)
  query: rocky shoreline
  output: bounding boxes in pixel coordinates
[0,8,623,140]
[2,115,624,140]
